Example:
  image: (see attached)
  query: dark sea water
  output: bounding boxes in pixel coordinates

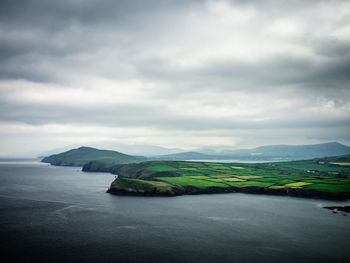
[0,162,349,263]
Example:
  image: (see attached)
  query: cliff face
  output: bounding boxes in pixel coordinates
[82,161,117,172]
[107,178,184,196]
[107,178,350,200]
[83,160,181,179]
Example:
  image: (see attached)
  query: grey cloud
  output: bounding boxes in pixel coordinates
[0,0,196,70]
[1,0,349,90]
[0,0,201,36]
[136,53,350,94]
[313,37,350,57]
[0,95,349,131]
[0,0,349,154]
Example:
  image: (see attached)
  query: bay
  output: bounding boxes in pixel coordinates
[0,162,349,263]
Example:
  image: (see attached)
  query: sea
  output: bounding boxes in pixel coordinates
[0,161,349,263]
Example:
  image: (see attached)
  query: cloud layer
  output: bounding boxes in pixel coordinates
[1,0,350,155]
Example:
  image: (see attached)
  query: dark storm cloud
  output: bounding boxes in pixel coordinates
[0,0,194,29]
[136,53,350,94]
[0,0,199,80]
[1,0,350,89]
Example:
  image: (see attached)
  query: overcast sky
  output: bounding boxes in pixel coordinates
[1,0,350,156]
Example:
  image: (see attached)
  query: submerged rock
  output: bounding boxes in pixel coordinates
[323,206,350,214]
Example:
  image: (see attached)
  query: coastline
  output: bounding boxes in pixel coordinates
[106,179,350,201]
[42,159,350,201]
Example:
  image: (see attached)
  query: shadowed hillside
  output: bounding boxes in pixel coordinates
[41,146,145,166]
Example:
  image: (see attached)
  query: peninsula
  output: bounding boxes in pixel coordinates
[82,155,350,200]
[41,145,350,200]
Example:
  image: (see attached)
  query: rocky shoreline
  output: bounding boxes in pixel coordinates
[106,178,350,200]
[323,206,350,214]
[81,160,350,201]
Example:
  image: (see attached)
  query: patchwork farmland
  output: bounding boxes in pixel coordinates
[83,154,350,199]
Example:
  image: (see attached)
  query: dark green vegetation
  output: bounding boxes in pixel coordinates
[107,178,184,196]
[42,144,350,199]
[84,154,350,200]
[41,146,145,166]
[155,142,350,161]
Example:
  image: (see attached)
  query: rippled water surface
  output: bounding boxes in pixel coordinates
[0,162,349,263]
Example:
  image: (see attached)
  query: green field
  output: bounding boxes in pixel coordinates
[149,162,350,192]
[159,161,350,193]
[87,154,350,198]
[149,161,349,193]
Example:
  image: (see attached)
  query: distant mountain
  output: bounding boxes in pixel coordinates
[152,151,247,161]
[39,143,184,157]
[89,142,185,156]
[41,142,350,165]
[246,142,350,159]
[156,142,350,161]
[152,151,216,161]
[41,146,146,166]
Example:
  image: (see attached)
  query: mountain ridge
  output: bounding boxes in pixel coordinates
[41,142,350,166]
[41,146,146,166]
[183,142,350,161]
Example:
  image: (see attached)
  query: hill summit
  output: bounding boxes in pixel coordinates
[41,146,145,166]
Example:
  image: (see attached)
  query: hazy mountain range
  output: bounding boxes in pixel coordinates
[38,143,183,158]
[40,142,350,166]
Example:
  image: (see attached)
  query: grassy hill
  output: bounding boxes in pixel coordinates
[41,146,145,166]
[84,154,350,199]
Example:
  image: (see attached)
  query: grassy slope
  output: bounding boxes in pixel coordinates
[42,146,144,166]
[101,154,350,197]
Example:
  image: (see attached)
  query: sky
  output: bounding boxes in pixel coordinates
[0,0,350,156]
